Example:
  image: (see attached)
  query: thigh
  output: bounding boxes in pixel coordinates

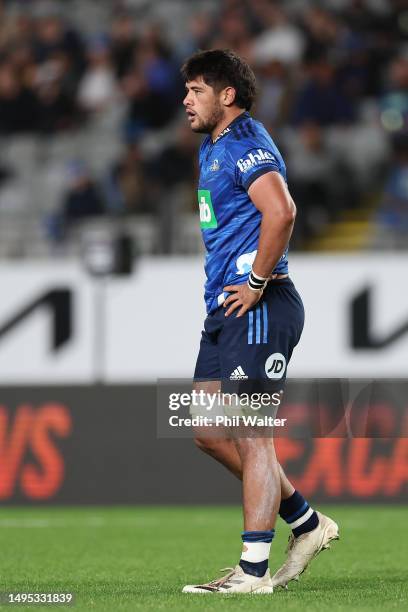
[193,315,235,438]
[192,379,231,441]
[193,316,222,382]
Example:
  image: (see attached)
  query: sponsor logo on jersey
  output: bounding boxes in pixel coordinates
[236,250,257,275]
[237,149,275,173]
[265,353,286,380]
[230,366,248,380]
[198,189,218,229]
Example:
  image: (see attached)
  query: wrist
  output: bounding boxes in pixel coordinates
[247,269,268,292]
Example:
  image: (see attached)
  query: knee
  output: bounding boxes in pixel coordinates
[194,436,226,456]
[235,437,275,460]
[194,436,215,454]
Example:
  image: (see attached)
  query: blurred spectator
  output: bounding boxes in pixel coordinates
[47,160,104,242]
[375,132,408,245]
[0,2,85,135]
[104,140,151,215]
[0,60,40,133]
[252,1,304,65]
[122,25,180,133]
[336,31,371,102]
[8,40,36,79]
[340,0,391,97]
[255,59,292,130]
[110,12,138,79]
[302,6,340,62]
[342,0,378,35]
[211,5,253,58]
[383,0,408,42]
[63,161,104,219]
[35,50,79,132]
[32,6,84,81]
[0,0,406,254]
[292,57,355,126]
[147,121,199,253]
[149,122,198,198]
[175,13,213,60]
[78,33,119,114]
[0,7,33,51]
[379,55,408,134]
[286,122,356,246]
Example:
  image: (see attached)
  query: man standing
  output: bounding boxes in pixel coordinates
[181,49,339,595]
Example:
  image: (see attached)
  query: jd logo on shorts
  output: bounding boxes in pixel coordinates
[198,189,218,229]
[265,353,286,379]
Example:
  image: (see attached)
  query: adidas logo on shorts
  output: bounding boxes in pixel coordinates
[230,366,248,380]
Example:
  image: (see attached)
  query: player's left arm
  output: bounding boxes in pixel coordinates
[224,171,296,317]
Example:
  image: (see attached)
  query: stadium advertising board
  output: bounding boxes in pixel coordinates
[0,263,94,383]
[0,385,406,504]
[0,255,407,382]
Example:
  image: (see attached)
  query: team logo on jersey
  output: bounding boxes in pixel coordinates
[265,353,286,380]
[237,149,275,173]
[236,250,257,275]
[209,159,220,172]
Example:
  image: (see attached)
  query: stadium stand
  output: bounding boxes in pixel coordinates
[0,0,406,257]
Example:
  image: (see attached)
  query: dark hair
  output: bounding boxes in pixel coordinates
[181,49,257,111]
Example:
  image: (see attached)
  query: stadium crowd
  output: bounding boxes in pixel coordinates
[0,0,407,253]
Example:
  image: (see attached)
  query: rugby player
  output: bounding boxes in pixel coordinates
[181,50,339,594]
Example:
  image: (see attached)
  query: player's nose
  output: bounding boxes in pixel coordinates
[183,92,192,107]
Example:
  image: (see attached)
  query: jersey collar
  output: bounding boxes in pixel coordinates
[212,111,250,144]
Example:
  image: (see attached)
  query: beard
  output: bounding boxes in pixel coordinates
[191,102,225,134]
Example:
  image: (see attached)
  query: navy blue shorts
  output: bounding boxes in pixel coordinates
[194,278,304,392]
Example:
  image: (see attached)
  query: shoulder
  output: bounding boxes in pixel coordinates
[228,116,273,148]
[226,117,286,188]
[227,118,283,165]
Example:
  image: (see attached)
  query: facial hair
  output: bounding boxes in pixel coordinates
[192,100,225,135]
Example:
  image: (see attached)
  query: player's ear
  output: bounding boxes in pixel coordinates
[222,86,236,107]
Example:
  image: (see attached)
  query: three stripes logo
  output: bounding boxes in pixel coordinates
[248,304,268,345]
[230,366,248,380]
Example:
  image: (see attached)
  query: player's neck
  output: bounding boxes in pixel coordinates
[211,109,246,142]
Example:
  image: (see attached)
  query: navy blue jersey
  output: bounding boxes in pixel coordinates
[197,111,289,314]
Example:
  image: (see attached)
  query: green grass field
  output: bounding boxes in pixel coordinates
[0,505,406,611]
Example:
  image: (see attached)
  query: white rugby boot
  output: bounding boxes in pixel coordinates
[271,511,339,588]
[182,565,274,594]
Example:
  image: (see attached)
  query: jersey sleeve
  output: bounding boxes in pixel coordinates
[233,146,282,191]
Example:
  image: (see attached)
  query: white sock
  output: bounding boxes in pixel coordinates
[241,540,271,563]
